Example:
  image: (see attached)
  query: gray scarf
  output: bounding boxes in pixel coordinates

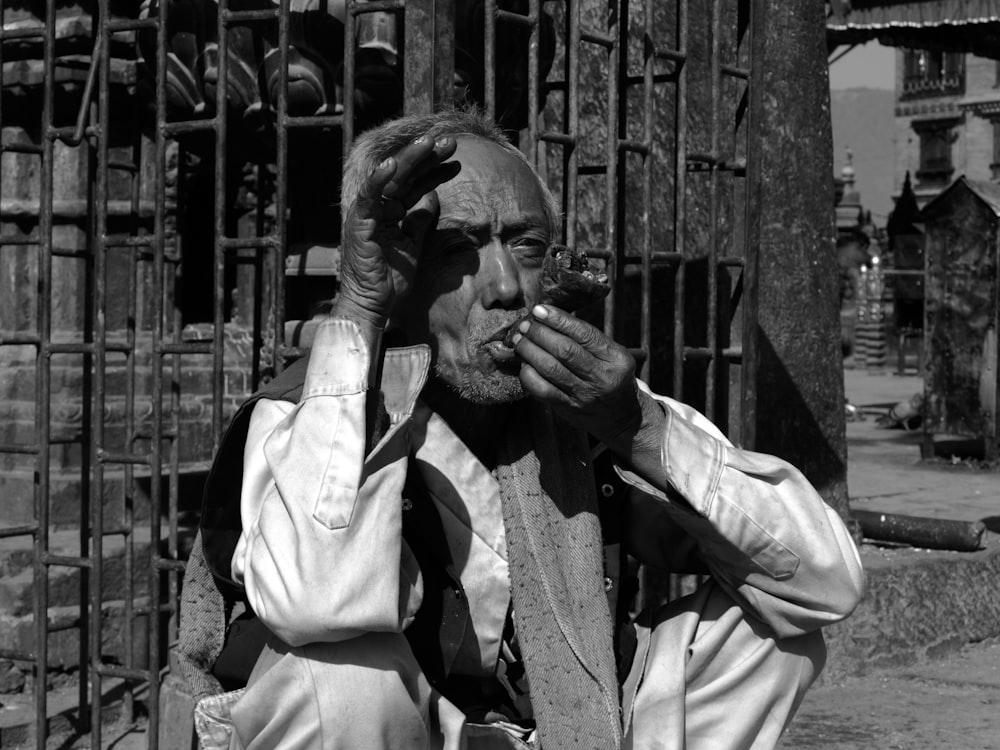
[495,401,622,750]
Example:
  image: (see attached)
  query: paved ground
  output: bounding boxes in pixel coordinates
[776,367,1000,749]
[779,636,1000,749]
[844,367,1000,525]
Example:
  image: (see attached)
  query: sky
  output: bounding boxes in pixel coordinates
[828,43,897,224]
[829,43,896,90]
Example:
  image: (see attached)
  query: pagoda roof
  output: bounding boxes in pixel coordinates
[827,0,1000,56]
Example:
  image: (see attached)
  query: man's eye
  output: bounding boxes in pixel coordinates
[511,238,547,258]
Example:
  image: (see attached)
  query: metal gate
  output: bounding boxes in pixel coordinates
[0,0,818,746]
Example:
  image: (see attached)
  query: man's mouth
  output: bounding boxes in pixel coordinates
[481,323,523,366]
[481,339,520,365]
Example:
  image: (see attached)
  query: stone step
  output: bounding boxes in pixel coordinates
[822,534,1000,683]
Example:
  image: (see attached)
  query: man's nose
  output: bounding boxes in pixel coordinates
[479,239,524,309]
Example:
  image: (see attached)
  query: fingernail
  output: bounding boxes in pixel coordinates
[435,137,450,149]
[511,332,523,346]
[378,158,392,169]
[532,304,549,319]
[414,135,427,144]
[518,320,530,334]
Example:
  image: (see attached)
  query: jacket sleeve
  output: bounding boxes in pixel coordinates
[617,382,865,639]
[230,318,423,647]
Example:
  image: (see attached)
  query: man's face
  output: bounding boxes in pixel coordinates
[397,135,550,404]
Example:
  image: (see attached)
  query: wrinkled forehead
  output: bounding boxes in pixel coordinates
[436,136,548,231]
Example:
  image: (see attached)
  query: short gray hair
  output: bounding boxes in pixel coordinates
[341,108,561,238]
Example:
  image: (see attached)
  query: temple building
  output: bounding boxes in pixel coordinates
[828,1,1000,206]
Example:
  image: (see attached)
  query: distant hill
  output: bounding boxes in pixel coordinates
[829,87,896,228]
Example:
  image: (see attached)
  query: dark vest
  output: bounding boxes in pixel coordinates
[199,356,637,699]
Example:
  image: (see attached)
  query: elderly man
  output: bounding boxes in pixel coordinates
[201,108,863,750]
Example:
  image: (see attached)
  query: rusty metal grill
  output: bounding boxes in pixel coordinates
[0,0,770,746]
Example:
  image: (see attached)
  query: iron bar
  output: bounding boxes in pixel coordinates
[154,558,188,573]
[55,33,102,147]
[672,0,689,400]
[159,342,213,355]
[684,346,742,361]
[721,63,749,79]
[349,0,405,13]
[434,0,456,109]
[625,347,648,365]
[343,0,357,168]
[106,18,157,32]
[0,524,40,537]
[641,0,656,384]
[623,72,681,86]
[0,141,44,155]
[484,0,496,121]
[33,0,58,738]
[563,0,580,248]
[41,554,94,568]
[539,131,576,146]
[165,150,181,673]
[0,235,41,245]
[703,0,723,422]
[0,649,35,661]
[273,0,291,383]
[284,114,344,129]
[497,9,532,25]
[652,46,686,63]
[96,451,151,465]
[221,8,280,23]
[0,442,41,454]
[162,120,220,136]
[580,28,614,48]
[88,0,115,739]
[221,236,278,251]
[524,0,539,168]
[0,26,47,40]
[617,138,649,155]
[146,0,174,742]
[617,251,684,265]
[0,333,41,344]
[96,664,151,681]
[601,0,620,340]
[49,341,130,354]
[102,234,156,247]
[402,0,436,115]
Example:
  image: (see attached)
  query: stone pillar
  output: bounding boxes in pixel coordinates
[743,1,851,521]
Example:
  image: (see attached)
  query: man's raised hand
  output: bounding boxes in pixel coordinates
[336,135,460,332]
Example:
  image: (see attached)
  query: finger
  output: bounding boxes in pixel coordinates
[527,304,615,358]
[383,135,458,198]
[514,316,595,381]
[519,362,575,407]
[354,157,399,219]
[401,191,440,251]
[513,332,581,398]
